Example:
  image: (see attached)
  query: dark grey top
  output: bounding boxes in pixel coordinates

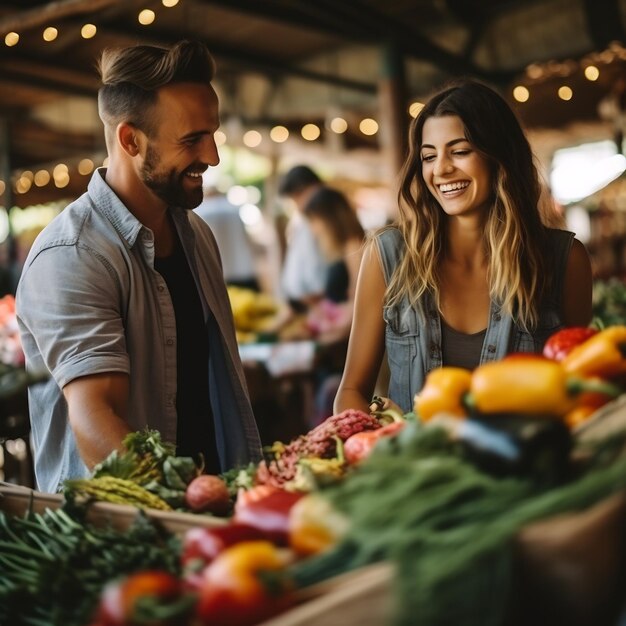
[441,320,487,370]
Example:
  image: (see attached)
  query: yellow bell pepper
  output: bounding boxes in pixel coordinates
[414,367,472,422]
[468,357,621,418]
[561,325,626,379]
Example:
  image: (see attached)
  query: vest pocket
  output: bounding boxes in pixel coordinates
[514,309,562,353]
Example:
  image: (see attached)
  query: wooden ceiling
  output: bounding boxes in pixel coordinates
[0,0,625,206]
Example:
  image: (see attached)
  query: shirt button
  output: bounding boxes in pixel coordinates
[166,338,174,346]
[487,344,496,354]
[158,284,165,292]
[493,313,502,322]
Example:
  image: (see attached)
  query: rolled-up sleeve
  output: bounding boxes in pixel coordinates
[16,243,130,388]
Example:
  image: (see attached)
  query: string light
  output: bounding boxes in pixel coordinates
[558,85,573,101]
[301,124,320,141]
[214,130,226,146]
[78,159,94,175]
[162,0,179,6]
[43,27,58,42]
[4,32,19,47]
[359,118,378,136]
[81,24,97,39]
[54,173,70,189]
[330,117,348,133]
[409,102,424,118]
[53,163,68,178]
[34,170,51,187]
[513,85,530,103]
[21,170,33,182]
[270,126,289,143]
[243,130,262,148]
[138,9,156,25]
[584,65,599,81]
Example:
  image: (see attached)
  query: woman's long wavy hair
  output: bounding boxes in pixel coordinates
[386,79,551,331]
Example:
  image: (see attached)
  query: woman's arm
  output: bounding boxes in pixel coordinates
[334,241,387,414]
[561,238,593,327]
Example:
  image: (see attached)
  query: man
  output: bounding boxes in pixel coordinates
[16,41,261,493]
[279,165,328,312]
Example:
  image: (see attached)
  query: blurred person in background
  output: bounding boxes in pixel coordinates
[302,186,366,423]
[16,41,261,493]
[335,79,592,416]
[195,186,259,291]
[278,165,327,312]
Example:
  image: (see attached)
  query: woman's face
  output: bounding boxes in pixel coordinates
[420,115,492,219]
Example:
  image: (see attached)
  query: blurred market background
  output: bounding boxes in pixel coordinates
[1,0,626,485]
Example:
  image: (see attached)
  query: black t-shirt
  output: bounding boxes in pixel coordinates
[325,260,350,304]
[154,240,220,474]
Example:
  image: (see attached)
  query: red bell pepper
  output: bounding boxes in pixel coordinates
[232,489,304,545]
[543,327,598,362]
[196,541,293,626]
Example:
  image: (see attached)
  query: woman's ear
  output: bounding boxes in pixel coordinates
[117,122,142,157]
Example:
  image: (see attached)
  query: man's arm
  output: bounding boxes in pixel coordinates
[63,372,131,469]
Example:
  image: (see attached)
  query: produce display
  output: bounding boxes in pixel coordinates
[2,324,626,625]
[227,286,280,344]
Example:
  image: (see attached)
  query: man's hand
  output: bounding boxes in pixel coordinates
[63,372,131,469]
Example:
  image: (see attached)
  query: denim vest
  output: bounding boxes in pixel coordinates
[376,227,574,412]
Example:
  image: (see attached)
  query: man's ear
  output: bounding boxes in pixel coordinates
[117,122,143,157]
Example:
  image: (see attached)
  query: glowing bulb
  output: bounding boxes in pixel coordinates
[584,65,599,81]
[162,0,179,6]
[243,130,262,148]
[53,163,68,178]
[78,158,94,175]
[270,125,289,143]
[359,118,379,136]
[301,124,320,141]
[81,24,97,39]
[55,172,70,188]
[227,186,247,206]
[138,9,156,25]
[330,117,348,133]
[43,27,58,42]
[15,177,31,194]
[513,85,530,103]
[0,181,5,195]
[214,130,226,146]
[558,85,573,101]
[21,170,33,182]
[4,32,19,47]
[34,170,50,187]
[409,102,424,118]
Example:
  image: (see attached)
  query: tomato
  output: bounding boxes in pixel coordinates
[344,421,406,464]
[543,327,598,362]
[97,570,190,626]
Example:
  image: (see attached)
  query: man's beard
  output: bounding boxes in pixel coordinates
[140,144,204,210]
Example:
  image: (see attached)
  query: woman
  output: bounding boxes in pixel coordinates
[303,186,365,307]
[335,79,592,415]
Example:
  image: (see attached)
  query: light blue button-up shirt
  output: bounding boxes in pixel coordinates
[16,169,261,493]
[376,227,574,413]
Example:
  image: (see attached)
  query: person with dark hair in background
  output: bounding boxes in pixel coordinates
[278,165,328,312]
[16,41,261,493]
[335,79,592,416]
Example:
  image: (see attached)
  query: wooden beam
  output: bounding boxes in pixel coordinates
[0,0,122,34]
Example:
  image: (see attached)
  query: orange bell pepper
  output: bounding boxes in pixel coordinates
[196,541,293,626]
[414,367,472,422]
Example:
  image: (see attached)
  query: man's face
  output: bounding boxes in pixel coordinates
[139,82,220,210]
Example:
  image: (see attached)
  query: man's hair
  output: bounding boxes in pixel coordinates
[278,165,321,196]
[97,40,215,139]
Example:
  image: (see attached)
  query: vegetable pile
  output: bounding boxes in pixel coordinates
[0,506,180,626]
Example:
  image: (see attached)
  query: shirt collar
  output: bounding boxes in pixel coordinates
[88,168,144,248]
